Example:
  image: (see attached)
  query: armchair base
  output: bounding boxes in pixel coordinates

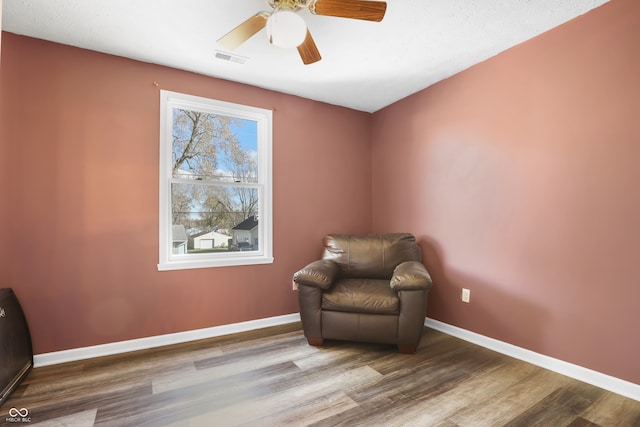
[398,345,417,354]
[307,338,324,346]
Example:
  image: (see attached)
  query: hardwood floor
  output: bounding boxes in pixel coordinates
[1,324,639,426]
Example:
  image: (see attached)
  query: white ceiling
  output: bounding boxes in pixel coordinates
[2,0,608,112]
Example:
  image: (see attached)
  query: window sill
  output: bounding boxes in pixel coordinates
[158,255,274,271]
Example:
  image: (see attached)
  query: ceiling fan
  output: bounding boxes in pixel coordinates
[217,0,387,65]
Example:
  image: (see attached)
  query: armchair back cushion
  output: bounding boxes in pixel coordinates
[322,233,422,279]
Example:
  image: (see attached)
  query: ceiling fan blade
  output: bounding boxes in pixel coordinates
[297,29,322,65]
[311,0,387,22]
[217,12,269,50]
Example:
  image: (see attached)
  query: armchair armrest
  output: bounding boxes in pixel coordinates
[390,261,433,291]
[293,260,339,290]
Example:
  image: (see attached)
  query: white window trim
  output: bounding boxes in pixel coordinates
[158,90,273,271]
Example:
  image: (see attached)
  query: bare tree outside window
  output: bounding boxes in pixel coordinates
[170,108,260,253]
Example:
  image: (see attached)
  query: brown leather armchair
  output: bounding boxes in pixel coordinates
[293,233,433,354]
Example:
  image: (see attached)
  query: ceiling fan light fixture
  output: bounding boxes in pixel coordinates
[266,10,307,48]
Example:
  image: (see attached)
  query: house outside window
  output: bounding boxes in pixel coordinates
[158,90,273,270]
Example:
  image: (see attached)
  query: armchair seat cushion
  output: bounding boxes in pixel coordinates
[321,279,399,315]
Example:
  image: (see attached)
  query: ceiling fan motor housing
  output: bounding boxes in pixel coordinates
[267,10,308,48]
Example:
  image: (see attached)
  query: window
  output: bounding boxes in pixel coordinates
[158,90,273,270]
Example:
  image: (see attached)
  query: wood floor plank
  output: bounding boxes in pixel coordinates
[580,392,640,426]
[503,383,604,426]
[22,383,151,426]
[152,338,316,394]
[173,391,359,427]
[161,365,381,426]
[567,417,603,427]
[309,355,499,426]
[382,357,539,426]
[446,367,574,426]
[31,408,98,427]
[1,323,638,426]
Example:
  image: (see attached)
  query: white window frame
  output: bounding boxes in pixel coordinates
[158,90,273,271]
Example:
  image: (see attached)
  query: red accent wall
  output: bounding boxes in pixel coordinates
[0,33,372,354]
[371,0,640,384]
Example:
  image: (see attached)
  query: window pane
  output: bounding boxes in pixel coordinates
[172,109,258,183]
[171,183,260,254]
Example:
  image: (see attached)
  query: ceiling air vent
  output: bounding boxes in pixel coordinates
[214,50,247,64]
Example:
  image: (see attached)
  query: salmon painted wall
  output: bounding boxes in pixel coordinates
[371,0,640,384]
[0,33,373,354]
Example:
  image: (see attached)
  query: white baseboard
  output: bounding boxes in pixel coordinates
[33,313,638,402]
[33,313,301,368]
[425,317,640,402]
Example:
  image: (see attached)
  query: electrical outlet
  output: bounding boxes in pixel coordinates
[461,288,471,303]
